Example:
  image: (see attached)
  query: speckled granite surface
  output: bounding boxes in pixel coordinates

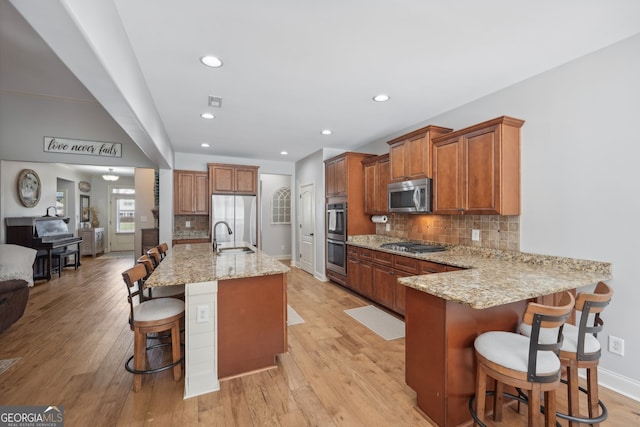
[145,242,290,287]
[348,235,612,309]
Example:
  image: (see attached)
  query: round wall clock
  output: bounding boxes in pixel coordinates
[79,181,91,193]
[17,169,41,208]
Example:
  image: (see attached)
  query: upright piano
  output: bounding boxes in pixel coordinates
[5,216,83,281]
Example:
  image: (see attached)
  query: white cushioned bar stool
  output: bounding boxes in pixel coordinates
[470,291,575,427]
[520,282,612,427]
[122,264,184,392]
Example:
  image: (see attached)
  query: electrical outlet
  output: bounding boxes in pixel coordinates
[472,229,480,241]
[196,305,209,323]
[385,223,391,232]
[185,221,191,228]
[608,335,625,356]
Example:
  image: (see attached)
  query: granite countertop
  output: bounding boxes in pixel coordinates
[172,231,210,240]
[348,235,612,309]
[145,242,290,287]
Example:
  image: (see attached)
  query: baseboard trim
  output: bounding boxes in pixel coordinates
[590,367,640,402]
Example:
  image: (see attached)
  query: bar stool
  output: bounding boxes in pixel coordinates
[520,282,612,426]
[470,291,575,427]
[122,264,184,392]
[136,254,185,300]
[146,247,162,268]
[157,242,169,260]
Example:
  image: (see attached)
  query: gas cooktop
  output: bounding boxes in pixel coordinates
[380,241,446,254]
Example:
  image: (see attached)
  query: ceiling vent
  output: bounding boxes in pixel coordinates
[208,96,223,108]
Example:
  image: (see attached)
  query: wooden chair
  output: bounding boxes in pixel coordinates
[157,242,169,260]
[520,282,612,426]
[470,291,575,427]
[122,263,184,392]
[146,247,161,268]
[136,254,185,300]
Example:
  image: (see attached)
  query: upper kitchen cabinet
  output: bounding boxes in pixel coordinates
[174,170,209,215]
[208,163,259,195]
[432,116,524,215]
[325,152,374,198]
[387,125,453,182]
[363,154,390,214]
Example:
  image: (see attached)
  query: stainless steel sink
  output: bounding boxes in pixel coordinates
[217,246,255,255]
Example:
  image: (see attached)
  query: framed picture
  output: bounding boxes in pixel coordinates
[80,195,90,222]
[17,169,41,208]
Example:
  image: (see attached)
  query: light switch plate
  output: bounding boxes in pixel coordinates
[472,229,480,241]
[186,221,191,228]
[196,305,209,323]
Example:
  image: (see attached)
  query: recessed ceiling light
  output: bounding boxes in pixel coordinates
[321,129,332,135]
[200,112,215,119]
[280,151,288,155]
[373,94,390,102]
[201,143,210,148]
[200,55,223,68]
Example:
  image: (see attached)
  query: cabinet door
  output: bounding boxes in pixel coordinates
[389,141,407,181]
[433,136,464,215]
[193,173,209,214]
[211,166,235,193]
[95,229,104,253]
[376,157,390,213]
[464,126,500,214]
[347,255,359,291]
[393,270,409,315]
[363,161,376,214]
[372,264,395,310]
[358,260,373,299]
[334,157,347,196]
[325,160,336,196]
[235,167,257,194]
[405,132,429,179]
[175,172,195,214]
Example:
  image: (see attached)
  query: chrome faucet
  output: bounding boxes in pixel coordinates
[212,221,233,251]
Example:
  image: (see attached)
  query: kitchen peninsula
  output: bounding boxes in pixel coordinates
[145,242,290,398]
[348,235,612,427]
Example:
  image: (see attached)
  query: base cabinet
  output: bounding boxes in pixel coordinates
[79,227,104,257]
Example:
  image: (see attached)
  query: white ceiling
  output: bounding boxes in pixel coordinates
[3,0,640,164]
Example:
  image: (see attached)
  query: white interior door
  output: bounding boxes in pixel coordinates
[109,192,135,252]
[299,183,315,275]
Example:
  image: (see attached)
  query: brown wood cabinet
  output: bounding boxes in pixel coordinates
[174,170,209,215]
[325,152,374,198]
[345,245,463,315]
[363,154,390,214]
[141,228,159,256]
[432,116,524,215]
[208,163,258,195]
[387,125,453,182]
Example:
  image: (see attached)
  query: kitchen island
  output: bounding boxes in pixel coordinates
[145,242,290,398]
[348,235,612,427]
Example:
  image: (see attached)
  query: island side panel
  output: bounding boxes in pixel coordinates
[405,287,526,427]
[217,273,287,379]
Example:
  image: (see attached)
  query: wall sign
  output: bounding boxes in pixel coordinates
[43,137,122,158]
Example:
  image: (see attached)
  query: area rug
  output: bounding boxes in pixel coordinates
[98,251,134,260]
[287,305,305,326]
[344,305,405,340]
[0,358,20,376]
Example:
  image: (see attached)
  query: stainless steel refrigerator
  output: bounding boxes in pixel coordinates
[211,194,257,246]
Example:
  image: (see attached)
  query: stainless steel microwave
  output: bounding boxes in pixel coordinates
[388,178,432,213]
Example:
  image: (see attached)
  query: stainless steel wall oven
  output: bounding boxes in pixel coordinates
[326,201,347,274]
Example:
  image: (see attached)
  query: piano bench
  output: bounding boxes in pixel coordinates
[54,249,80,278]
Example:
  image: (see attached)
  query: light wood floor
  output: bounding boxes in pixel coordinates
[0,255,638,426]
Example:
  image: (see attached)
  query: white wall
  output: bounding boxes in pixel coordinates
[0,160,91,242]
[0,91,153,168]
[260,174,293,258]
[357,33,640,394]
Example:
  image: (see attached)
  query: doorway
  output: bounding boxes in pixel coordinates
[259,174,292,258]
[109,188,135,252]
[299,182,315,275]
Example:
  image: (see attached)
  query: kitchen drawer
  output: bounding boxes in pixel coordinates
[393,255,419,274]
[420,260,449,274]
[358,247,372,261]
[347,245,359,257]
[372,250,393,266]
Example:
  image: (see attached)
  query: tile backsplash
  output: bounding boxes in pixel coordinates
[174,215,209,235]
[375,214,520,251]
